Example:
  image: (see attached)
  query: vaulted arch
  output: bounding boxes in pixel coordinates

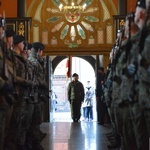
[52,56,96,72]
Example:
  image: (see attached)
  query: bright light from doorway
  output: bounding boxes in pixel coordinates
[54,57,95,87]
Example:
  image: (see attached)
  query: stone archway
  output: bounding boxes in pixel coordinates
[52,56,96,73]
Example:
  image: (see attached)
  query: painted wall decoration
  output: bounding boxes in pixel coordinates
[33,24,39,42]
[97,28,104,44]
[27,0,117,50]
[42,29,48,45]
[106,23,113,44]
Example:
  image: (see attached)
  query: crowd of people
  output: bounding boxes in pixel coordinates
[103,0,150,149]
[0,14,48,150]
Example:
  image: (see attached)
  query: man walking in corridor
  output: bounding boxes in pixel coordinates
[67,73,85,122]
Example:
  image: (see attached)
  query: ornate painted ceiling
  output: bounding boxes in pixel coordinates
[27,0,117,55]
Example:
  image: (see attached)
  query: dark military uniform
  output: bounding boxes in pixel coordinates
[116,37,138,150]
[5,35,33,150]
[136,6,150,146]
[20,42,35,149]
[28,43,46,150]
[68,73,85,122]
[127,0,149,149]
[0,27,14,150]
[138,32,150,137]
[96,67,108,125]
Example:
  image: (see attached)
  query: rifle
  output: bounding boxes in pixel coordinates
[23,42,30,103]
[1,11,8,80]
[113,27,125,74]
[40,56,48,102]
[0,12,16,105]
[29,59,39,102]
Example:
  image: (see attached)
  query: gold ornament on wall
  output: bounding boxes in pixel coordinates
[18,22,25,36]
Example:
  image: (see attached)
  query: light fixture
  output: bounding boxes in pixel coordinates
[59,0,87,12]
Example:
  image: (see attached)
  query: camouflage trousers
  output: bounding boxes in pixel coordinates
[29,102,42,142]
[24,103,34,147]
[5,97,29,149]
[108,104,116,132]
[120,103,137,150]
[0,96,9,150]
[114,103,123,135]
[130,103,149,150]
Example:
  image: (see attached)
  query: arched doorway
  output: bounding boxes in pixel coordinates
[51,57,97,122]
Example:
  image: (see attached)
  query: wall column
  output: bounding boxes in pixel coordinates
[118,0,127,15]
[17,0,26,17]
[103,54,110,71]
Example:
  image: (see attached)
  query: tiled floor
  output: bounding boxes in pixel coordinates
[40,112,112,150]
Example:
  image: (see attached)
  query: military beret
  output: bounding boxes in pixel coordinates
[13,35,24,45]
[5,29,15,37]
[72,73,78,77]
[32,42,45,51]
[23,41,32,50]
[136,0,146,9]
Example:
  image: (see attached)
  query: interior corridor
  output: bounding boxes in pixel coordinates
[40,118,112,150]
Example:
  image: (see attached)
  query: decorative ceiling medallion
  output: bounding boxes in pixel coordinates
[47,0,99,45]
[65,8,81,23]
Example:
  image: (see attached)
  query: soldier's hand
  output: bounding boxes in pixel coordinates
[127,64,136,75]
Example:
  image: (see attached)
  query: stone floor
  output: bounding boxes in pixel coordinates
[40,121,112,150]
[40,111,117,150]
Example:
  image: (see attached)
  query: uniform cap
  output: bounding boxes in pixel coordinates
[72,73,78,77]
[23,41,32,50]
[5,29,15,37]
[32,42,45,51]
[13,35,24,45]
[136,0,146,9]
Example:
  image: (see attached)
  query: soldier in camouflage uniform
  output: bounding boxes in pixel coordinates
[21,42,35,149]
[138,0,150,137]
[4,29,15,141]
[28,43,44,150]
[0,16,14,150]
[5,35,33,150]
[122,0,149,149]
[104,52,116,142]
[134,0,150,149]
[116,12,139,150]
[33,42,48,141]
[104,30,125,149]
[35,42,48,122]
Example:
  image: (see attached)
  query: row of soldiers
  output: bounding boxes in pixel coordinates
[104,0,150,149]
[0,15,49,150]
